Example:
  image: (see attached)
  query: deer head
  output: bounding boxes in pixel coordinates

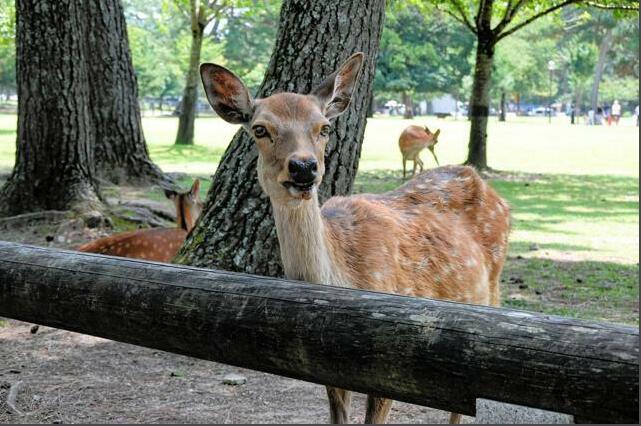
[200,53,365,204]
[164,179,203,232]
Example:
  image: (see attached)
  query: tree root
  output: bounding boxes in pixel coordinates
[0,211,69,229]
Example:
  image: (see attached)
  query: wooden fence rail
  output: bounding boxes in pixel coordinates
[0,241,637,423]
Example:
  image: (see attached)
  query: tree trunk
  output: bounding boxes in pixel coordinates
[0,0,101,216]
[85,0,167,185]
[499,90,506,122]
[465,39,494,170]
[590,28,613,116]
[175,25,205,146]
[176,0,386,276]
[367,91,375,118]
[402,91,414,119]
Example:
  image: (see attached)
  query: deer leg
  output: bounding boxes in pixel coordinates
[417,156,424,172]
[365,395,393,424]
[412,158,418,176]
[449,413,462,424]
[402,157,407,179]
[326,386,352,424]
[429,147,440,166]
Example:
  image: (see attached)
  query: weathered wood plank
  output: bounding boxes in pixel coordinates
[0,241,637,423]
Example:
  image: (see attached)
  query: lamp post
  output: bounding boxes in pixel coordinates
[547,60,556,124]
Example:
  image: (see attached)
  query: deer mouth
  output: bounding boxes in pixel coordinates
[283,181,316,199]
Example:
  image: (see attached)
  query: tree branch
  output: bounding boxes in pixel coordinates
[173,0,191,21]
[496,0,581,41]
[493,0,527,35]
[437,0,476,33]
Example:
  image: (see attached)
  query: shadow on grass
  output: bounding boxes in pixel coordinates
[502,255,639,325]
[149,144,227,164]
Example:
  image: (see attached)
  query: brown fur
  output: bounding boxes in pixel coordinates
[200,53,511,424]
[77,180,203,263]
[399,125,440,178]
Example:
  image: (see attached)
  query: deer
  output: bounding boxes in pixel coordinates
[200,53,510,424]
[399,125,440,179]
[77,180,203,263]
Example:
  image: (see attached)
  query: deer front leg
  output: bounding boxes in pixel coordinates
[417,156,424,173]
[428,146,440,166]
[411,158,418,176]
[402,157,407,179]
[326,386,352,424]
[365,395,393,424]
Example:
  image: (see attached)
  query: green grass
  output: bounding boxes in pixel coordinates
[0,112,638,324]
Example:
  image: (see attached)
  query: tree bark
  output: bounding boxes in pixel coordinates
[465,40,494,170]
[176,0,387,276]
[0,0,101,216]
[499,91,506,122]
[85,0,167,184]
[402,91,414,119]
[590,27,613,116]
[175,24,205,145]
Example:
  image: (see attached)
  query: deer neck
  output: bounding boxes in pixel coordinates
[271,196,346,286]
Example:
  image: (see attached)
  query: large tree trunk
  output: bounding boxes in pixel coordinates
[85,0,167,184]
[590,28,613,116]
[176,0,386,276]
[465,39,494,170]
[175,25,204,145]
[0,0,101,216]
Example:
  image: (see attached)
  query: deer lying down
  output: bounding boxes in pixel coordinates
[399,125,440,178]
[200,53,511,424]
[77,180,203,263]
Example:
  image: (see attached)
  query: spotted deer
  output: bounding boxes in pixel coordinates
[399,125,441,178]
[200,53,510,424]
[77,180,203,263]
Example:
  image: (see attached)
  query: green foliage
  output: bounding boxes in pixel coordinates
[0,0,15,97]
[375,5,475,99]
[222,0,281,92]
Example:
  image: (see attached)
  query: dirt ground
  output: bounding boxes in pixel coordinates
[0,184,472,424]
[0,320,470,424]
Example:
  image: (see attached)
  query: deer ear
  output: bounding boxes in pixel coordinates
[311,52,365,120]
[200,63,254,124]
[190,179,201,199]
[434,129,441,138]
[424,126,431,134]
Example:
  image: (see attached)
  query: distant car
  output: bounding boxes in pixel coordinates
[529,106,554,117]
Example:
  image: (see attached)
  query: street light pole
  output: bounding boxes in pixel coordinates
[547,60,555,124]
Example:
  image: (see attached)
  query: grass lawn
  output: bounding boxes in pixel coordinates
[0,112,638,324]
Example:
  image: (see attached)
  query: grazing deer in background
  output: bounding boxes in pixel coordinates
[77,180,203,263]
[399,125,441,178]
[200,53,510,424]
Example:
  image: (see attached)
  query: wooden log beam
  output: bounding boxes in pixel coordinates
[0,241,637,423]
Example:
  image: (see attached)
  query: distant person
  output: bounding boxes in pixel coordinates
[596,106,604,125]
[634,105,639,127]
[570,104,575,124]
[611,100,621,125]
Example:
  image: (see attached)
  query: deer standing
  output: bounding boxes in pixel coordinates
[399,125,440,178]
[200,53,510,424]
[77,180,203,263]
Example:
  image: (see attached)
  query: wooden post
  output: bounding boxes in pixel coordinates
[0,241,637,423]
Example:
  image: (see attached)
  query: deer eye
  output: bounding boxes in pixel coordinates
[320,125,331,137]
[253,125,269,139]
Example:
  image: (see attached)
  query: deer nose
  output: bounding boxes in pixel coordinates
[288,158,318,184]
